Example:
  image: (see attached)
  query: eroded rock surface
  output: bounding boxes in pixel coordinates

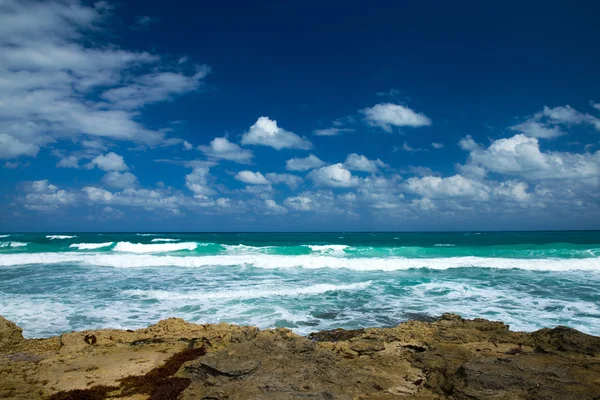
[0,314,599,399]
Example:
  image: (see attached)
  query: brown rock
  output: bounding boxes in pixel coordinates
[0,315,24,349]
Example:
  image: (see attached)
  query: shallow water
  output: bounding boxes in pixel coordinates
[1,231,599,338]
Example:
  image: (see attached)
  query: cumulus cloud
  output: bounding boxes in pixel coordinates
[263,199,288,215]
[431,142,444,149]
[344,153,387,173]
[404,174,491,200]
[463,134,600,180]
[0,0,208,159]
[284,196,314,211]
[23,180,77,211]
[185,167,216,197]
[265,173,303,189]
[235,171,271,185]
[0,133,40,159]
[101,171,138,189]
[199,137,254,164]
[241,117,312,150]
[88,152,129,171]
[56,155,79,168]
[361,103,431,132]
[591,101,600,111]
[285,154,326,171]
[308,164,360,188]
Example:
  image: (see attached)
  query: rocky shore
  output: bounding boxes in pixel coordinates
[1,314,600,400]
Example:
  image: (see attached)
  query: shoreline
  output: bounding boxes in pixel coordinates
[2,314,600,399]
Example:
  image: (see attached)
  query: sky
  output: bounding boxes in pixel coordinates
[1,0,600,232]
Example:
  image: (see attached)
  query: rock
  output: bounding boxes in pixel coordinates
[532,325,600,355]
[0,315,23,349]
[1,314,599,400]
[349,337,385,355]
[189,356,261,378]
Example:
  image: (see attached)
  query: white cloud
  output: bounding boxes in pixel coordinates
[510,120,565,139]
[23,180,77,211]
[56,155,79,168]
[313,127,354,136]
[0,133,40,158]
[284,196,314,211]
[464,134,600,180]
[235,171,271,185]
[101,68,210,109]
[182,140,193,151]
[404,174,491,200]
[101,171,138,189]
[431,142,444,149]
[185,167,216,197]
[590,101,600,111]
[198,137,254,164]
[399,142,425,153]
[458,135,479,151]
[0,0,208,159]
[263,199,287,215]
[241,116,312,150]
[361,103,431,132]
[308,164,360,188]
[265,173,303,189]
[509,104,600,140]
[88,152,128,171]
[344,153,387,173]
[285,154,326,171]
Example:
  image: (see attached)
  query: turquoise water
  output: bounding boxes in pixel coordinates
[1,231,599,338]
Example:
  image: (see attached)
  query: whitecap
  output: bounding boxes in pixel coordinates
[46,235,76,240]
[434,244,456,247]
[112,241,197,253]
[0,241,28,248]
[150,238,180,243]
[0,234,10,238]
[2,253,599,272]
[69,242,114,250]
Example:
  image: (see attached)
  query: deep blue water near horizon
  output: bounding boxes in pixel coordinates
[1,231,599,338]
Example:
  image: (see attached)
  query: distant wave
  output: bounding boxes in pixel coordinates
[2,253,599,271]
[46,235,76,240]
[0,241,27,248]
[112,241,197,253]
[307,244,349,254]
[0,235,10,238]
[150,238,179,242]
[123,281,371,301]
[434,244,456,247]
[69,242,113,250]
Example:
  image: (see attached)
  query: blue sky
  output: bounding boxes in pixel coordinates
[1,0,599,232]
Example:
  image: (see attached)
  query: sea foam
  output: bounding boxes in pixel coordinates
[0,241,27,248]
[69,242,114,250]
[150,238,179,242]
[46,235,76,240]
[112,241,197,253]
[1,253,599,271]
[123,281,371,301]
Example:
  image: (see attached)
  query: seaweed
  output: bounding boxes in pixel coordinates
[47,346,206,400]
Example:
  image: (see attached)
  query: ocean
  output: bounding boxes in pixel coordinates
[0,231,599,338]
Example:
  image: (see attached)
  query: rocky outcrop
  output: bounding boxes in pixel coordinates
[0,314,599,399]
[0,315,23,350]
